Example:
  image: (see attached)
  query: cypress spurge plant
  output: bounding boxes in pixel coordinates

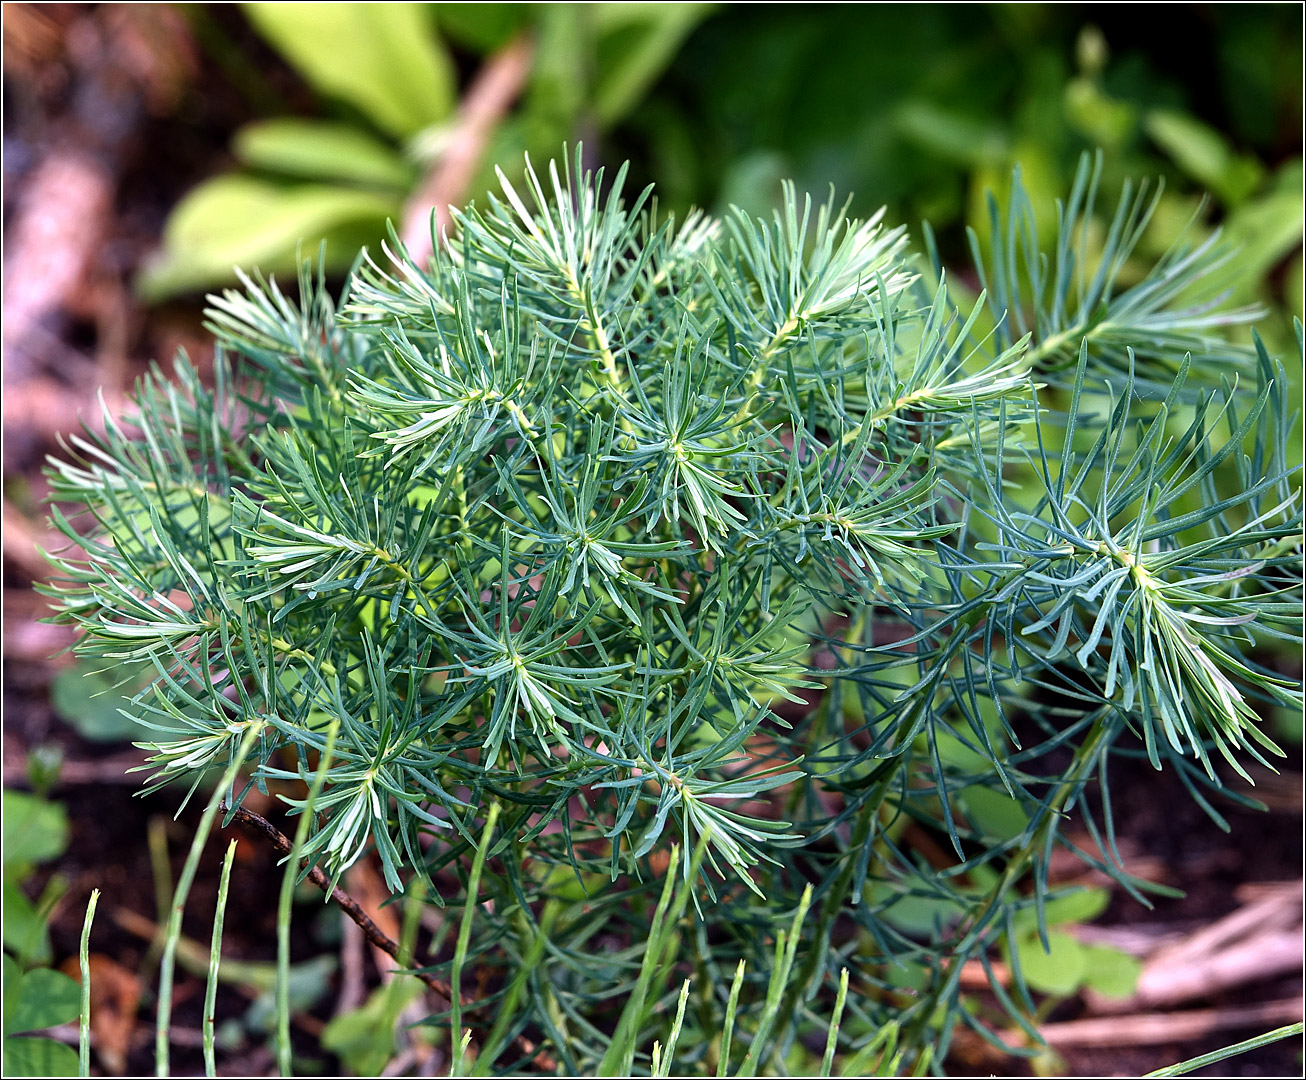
[44,149,1303,1075]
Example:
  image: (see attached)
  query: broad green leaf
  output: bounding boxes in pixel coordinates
[880,956,930,994]
[137,176,399,300]
[867,883,968,937]
[241,3,456,138]
[233,120,415,189]
[1,794,68,869]
[242,955,336,1033]
[3,969,80,1036]
[1012,929,1086,996]
[1,956,21,1031]
[1080,944,1143,1000]
[2,1035,79,1078]
[1013,887,1110,933]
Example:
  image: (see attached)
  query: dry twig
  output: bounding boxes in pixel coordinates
[223,803,555,1070]
[1037,997,1304,1048]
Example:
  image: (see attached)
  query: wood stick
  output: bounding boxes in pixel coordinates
[222,805,431,985]
[1036,997,1304,1047]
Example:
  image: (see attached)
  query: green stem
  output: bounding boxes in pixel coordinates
[203,840,237,1077]
[156,722,264,1077]
[276,722,339,1078]
[79,889,99,1079]
[451,801,502,1077]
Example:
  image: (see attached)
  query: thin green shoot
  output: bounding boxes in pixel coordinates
[203,839,237,1077]
[276,721,339,1077]
[157,722,263,1077]
[78,888,99,1078]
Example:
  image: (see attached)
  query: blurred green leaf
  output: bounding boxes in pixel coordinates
[1064,77,1137,150]
[434,3,529,54]
[868,882,968,937]
[716,149,789,219]
[233,120,415,189]
[1015,888,1111,933]
[1,1036,79,1078]
[1,881,48,967]
[1080,944,1143,1000]
[321,978,425,1074]
[958,785,1028,843]
[1145,108,1265,206]
[241,3,456,137]
[1,794,68,870]
[138,176,399,300]
[242,955,336,1033]
[1,957,20,1027]
[49,666,140,744]
[592,3,716,127]
[1012,929,1085,996]
[1218,162,1306,301]
[1286,253,1304,324]
[2,969,80,1036]
[893,101,1007,169]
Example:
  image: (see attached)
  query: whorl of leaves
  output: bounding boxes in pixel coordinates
[43,148,1302,1071]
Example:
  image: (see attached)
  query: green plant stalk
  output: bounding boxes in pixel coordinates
[842,1019,904,1077]
[653,978,692,1077]
[79,888,100,1079]
[276,721,339,1078]
[473,899,560,1075]
[715,960,747,1078]
[1144,1022,1305,1078]
[451,801,502,1077]
[204,839,238,1078]
[819,968,849,1078]
[599,844,684,1077]
[737,885,814,1077]
[600,834,712,1077]
[157,722,264,1077]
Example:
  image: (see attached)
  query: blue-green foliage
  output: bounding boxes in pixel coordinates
[44,149,1302,1073]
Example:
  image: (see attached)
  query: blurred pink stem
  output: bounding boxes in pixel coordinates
[400,34,534,264]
